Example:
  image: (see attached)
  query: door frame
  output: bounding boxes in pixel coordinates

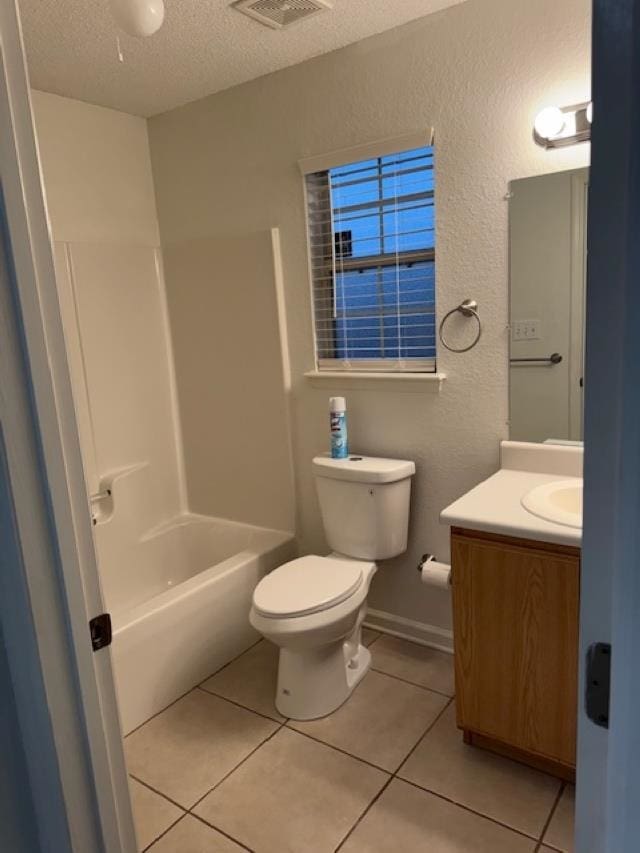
[568,169,588,441]
[576,0,640,851]
[0,2,136,850]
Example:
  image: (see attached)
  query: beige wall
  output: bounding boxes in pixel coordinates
[148,0,591,638]
[31,92,185,562]
[148,0,592,634]
[162,231,295,531]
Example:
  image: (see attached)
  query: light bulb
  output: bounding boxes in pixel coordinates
[534,106,565,140]
[586,102,593,124]
[109,0,165,37]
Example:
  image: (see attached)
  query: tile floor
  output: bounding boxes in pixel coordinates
[126,630,576,852]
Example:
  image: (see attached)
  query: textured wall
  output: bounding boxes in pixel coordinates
[148,0,591,633]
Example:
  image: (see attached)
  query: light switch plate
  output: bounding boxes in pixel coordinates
[513,319,541,341]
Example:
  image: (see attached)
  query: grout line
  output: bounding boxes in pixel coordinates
[318,698,458,850]
[333,775,394,852]
[129,774,188,812]
[187,721,288,813]
[197,638,264,689]
[392,696,454,772]
[370,666,454,699]
[187,811,255,852]
[126,639,264,739]
[364,632,382,649]
[285,724,393,775]
[124,684,200,739]
[141,812,186,852]
[130,761,261,852]
[129,722,286,849]
[536,781,566,847]
[196,684,284,724]
[398,777,541,844]
[330,689,543,849]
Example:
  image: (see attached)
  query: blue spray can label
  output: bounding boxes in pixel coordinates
[329,397,348,459]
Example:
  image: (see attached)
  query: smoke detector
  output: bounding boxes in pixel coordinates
[232,0,333,30]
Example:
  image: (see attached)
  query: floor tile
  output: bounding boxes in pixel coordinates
[289,670,449,771]
[125,689,278,808]
[398,704,560,838]
[201,640,285,722]
[543,785,575,852]
[129,778,183,851]
[339,778,536,853]
[362,627,380,646]
[147,815,246,852]
[370,635,455,695]
[194,727,388,853]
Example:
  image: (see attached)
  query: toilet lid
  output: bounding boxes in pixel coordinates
[253,555,364,618]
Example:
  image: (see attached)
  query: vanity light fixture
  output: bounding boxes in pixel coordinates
[533,101,592,149]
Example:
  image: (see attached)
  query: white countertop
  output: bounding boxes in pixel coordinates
[440,441,583,548]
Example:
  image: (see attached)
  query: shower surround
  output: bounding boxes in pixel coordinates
[31,90,296,731]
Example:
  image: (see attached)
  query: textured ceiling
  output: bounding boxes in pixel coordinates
[19,0,467,117]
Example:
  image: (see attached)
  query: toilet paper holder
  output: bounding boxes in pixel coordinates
[417,553,452,585]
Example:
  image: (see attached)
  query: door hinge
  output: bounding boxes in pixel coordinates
[585,642,611,728]
[89,613,112,651]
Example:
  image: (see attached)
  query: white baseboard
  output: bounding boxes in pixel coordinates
[365,608,454,654]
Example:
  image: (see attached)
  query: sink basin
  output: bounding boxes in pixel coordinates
[521,480,583,529]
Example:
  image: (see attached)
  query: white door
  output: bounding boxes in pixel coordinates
[0,2,136,851]
[576,0,640,850]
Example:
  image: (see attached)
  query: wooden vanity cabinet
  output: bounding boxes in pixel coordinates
[450,527,580,780]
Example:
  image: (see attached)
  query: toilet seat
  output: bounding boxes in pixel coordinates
[252,555,364,618]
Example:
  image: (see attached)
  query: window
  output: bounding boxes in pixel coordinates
[305,142,435,372]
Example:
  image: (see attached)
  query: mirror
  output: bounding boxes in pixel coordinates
[509,167,589,443]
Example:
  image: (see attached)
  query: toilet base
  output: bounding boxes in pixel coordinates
[275,642,372,720]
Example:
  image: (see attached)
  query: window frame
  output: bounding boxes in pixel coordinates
[300,131,436,374]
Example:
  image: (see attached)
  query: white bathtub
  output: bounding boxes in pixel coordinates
[103,513,295,734]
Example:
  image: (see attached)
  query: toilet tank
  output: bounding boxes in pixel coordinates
[313,455,416,560]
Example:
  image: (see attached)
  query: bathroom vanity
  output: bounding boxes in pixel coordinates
[450,527,579,780]
[441,441,582,781]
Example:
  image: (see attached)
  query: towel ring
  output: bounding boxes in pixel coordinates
[438,299,482,353]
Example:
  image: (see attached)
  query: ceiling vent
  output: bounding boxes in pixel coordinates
[232,0,333,30]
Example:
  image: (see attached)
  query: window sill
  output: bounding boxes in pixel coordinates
[304,370,446,393]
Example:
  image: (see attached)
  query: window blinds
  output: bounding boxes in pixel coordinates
[305,144,435,372]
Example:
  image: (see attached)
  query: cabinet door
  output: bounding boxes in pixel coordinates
[451,531,579,768]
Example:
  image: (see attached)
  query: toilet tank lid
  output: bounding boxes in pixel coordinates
[313,454,415,484]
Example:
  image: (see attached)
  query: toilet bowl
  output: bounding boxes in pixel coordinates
[250,554,376,719]
[250,454,415,720]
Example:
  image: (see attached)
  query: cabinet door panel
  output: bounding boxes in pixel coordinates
[451,532,579,767]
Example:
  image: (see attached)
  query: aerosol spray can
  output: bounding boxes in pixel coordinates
[329,397,348,459]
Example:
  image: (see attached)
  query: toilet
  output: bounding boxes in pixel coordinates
[250,454,415,720]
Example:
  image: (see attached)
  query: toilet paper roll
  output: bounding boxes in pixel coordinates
[420,559,451,590]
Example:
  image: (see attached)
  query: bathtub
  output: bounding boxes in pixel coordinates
[103,513,295,734]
